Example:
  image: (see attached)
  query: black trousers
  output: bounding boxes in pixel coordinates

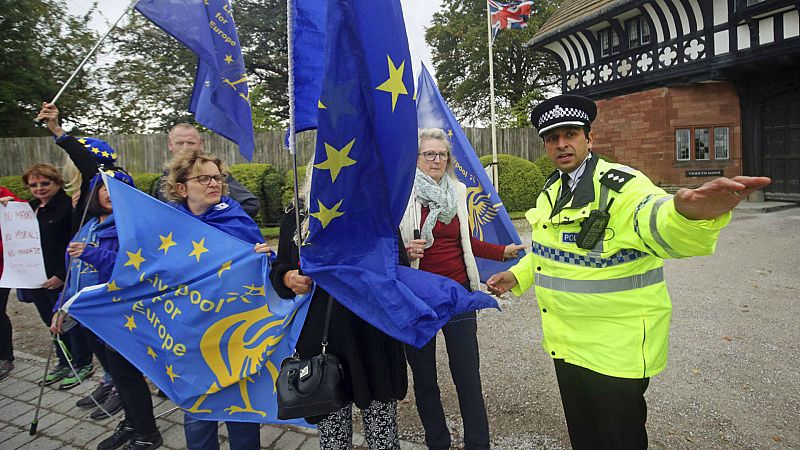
[106,347,156,435]
[554,359,649,450]
[27,288,94,367]
[0,288,12,361]
[405,310,490,450]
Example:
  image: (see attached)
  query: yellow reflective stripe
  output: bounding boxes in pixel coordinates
[535,267,664,294]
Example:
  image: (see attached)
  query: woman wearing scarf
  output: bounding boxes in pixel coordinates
[162,151,269,450]
[399,128,524,450]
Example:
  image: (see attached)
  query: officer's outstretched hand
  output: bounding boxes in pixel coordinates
[486,271,518,296]
[674,176,771,220]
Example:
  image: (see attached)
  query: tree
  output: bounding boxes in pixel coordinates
[0,0,103,136]
[426,0,563,127]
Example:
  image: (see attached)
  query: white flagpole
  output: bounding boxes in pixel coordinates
[50,0,139,105]
[485,1,499,192]
[286,0,304,258]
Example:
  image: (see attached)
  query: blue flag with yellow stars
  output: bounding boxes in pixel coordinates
[416,64,525,281]
[299,0,498,349]
[63,176,311,424]
[135,0,256,161]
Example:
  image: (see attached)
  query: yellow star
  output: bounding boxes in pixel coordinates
[165,364,180,383]
[146,346,158,360]
[189,238,209,262]
[224,54,233,64]
[447,129,454,139]
[112,296,122,303]
[310,199,345,229]
[124,248,146,271]
[124,315,137,332]
[107,280,120,291]
[91,147,100,154]
[158,232,177,254]
[314,139,357,183]
[111,152,118,159]
[375,55,408,112]
[318,100,326,109]
[100,151,110,158]
[78,138,87,144]
[218,260,232,278]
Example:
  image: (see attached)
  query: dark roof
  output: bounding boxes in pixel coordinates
[529,0,633,48]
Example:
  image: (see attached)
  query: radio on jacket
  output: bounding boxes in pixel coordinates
[576,197,614,249]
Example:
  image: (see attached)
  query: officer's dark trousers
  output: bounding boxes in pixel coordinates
[405,310,490,450]
[106,347,157,435]
[554,359,649,450]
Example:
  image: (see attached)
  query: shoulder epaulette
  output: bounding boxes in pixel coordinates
[599,168,636,192]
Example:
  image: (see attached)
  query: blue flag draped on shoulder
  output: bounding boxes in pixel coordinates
[64,176,310,424]
[416,64,524,281]
[300,0,497,349]
[135,0,256,160]
[289,0,327,137]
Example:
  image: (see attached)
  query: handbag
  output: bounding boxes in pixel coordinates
[276,295,346,420]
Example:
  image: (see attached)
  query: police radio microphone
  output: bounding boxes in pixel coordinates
[576,198,615,250]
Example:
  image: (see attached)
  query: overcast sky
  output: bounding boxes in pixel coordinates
[68,0,443,80]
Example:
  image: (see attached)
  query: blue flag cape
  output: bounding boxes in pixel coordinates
[416,64,525,280]
[135,0,256,160]
[64,177,311,424]
[299,0,498,350]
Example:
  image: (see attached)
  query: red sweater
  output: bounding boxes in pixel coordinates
[0,186,24,275]
[417,207,505,284]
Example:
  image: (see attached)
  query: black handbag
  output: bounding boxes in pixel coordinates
[276,295,346,420]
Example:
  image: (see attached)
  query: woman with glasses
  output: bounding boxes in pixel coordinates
[162,150,268,450]
[399,128,524,450]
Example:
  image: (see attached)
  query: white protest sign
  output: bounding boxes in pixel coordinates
[0,202,48,288]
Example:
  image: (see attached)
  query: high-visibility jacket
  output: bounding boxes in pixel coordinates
[510,155,730,379]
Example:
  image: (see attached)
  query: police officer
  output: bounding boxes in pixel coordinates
[486,94,770,450]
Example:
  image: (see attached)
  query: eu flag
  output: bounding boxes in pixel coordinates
[416,64,525,281]
[289,0,327,137]
[135,0,256,161]
[299,0,498,349]
[64,176,311,424]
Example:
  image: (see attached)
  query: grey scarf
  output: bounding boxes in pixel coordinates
[414,168,458,249]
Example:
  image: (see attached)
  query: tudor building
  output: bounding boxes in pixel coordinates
[526,0,800,200]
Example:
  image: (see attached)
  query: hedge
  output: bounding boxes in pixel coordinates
[228,163,283,225]
[131,173,161,197]
[281,168,307,209]
[0,175,34,201]
[479,154,543,212]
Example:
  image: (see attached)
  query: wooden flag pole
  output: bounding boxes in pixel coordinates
[485,1,499,191]
[50,0,139,105]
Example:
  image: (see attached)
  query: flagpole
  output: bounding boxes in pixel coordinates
[49,0,139,105]
[485,1,499,192]
[287,0,304,259]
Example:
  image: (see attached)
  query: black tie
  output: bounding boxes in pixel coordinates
[551,173,573,217]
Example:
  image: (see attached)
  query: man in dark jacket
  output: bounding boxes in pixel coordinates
[153,123,260,218]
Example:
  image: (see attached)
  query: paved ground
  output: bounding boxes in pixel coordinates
[0,352,426,449]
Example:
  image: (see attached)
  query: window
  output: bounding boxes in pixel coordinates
[599,28,620,57]
[745,0,765,5]
[714,128,730,159]
[675,126,731,161]
[625,16,651,49]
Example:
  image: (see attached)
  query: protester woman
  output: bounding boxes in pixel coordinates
[269,163,408,449]
[162,151,268,450]
[53,170,163,450]
[400,128,524,450]
[0,186,23,381]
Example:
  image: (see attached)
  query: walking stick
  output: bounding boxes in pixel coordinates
[29,339,55,435]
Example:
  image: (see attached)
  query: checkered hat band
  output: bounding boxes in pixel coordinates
[538,105,590,127]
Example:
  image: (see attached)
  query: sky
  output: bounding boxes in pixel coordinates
[67,0,443,80]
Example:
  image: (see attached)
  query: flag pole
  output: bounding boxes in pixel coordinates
[286,0,304,259]
[485,1,500,191]
[49,0,139,105]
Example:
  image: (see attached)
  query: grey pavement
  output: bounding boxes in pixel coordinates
[0,352,426,450]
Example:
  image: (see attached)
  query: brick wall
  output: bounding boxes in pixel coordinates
[592,82,742,187]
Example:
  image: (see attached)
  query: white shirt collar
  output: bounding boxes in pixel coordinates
[558,153,592,190]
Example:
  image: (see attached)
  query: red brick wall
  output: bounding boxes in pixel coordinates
[592,82,742,187]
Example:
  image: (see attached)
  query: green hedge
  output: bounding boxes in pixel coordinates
[479,154,543,212]
[281,168,307,210]
[228,163,284,225]
[0,175,33,201]
[131,173,161,196]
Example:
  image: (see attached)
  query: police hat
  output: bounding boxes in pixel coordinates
[530,94,597,136]
[77,137,118,167]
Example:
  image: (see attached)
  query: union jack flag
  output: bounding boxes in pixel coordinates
[489,0,534,43]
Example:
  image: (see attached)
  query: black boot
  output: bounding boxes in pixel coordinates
[123,431,162,450]
[97,419,134,450]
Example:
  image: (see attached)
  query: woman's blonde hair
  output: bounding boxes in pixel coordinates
[162,151,228,202]
[417,128,456,177]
